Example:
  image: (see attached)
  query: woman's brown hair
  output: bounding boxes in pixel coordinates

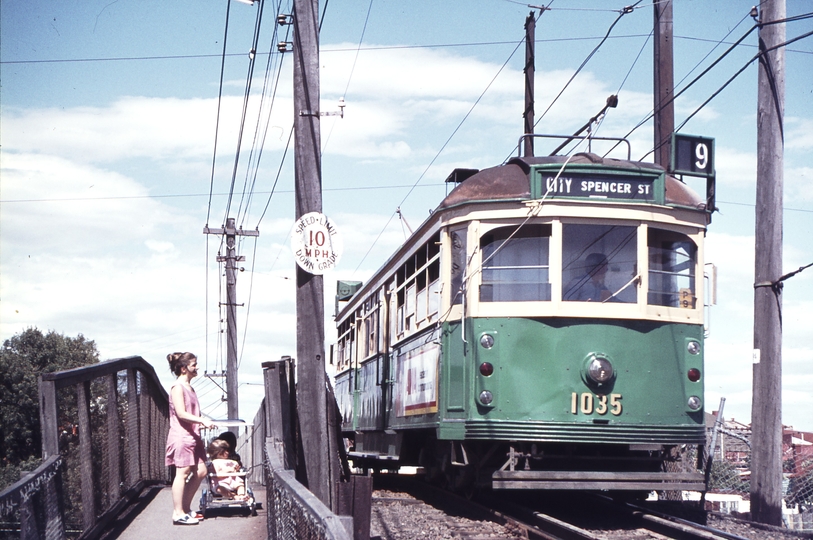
[167,352,197,376]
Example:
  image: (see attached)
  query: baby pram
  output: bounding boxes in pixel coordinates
[199,420,257,517]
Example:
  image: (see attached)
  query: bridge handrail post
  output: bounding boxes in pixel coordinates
[39,378,59,459]
[76,380,97,531]
[105,373,122,501]
[125,367,140,485]
[263,357,295,469]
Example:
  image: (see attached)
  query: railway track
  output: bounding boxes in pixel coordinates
[373,476,753,539]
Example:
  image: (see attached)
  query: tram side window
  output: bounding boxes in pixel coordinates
[394,232,442,339]
[336,319,353,372]
[480,224,551,302]
[361,296,378,359]
[648,229,697,308]
[562,224,637,303]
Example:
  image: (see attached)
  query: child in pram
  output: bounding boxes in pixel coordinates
[206,438,247,500]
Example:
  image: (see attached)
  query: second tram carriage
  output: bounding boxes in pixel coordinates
[333,140,713,492]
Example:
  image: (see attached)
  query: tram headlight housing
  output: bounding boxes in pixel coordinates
[479,390,494,406]
[687,396,702,411]
[480,334,495,349]
[586,354,614,384]
[687,340,701,355]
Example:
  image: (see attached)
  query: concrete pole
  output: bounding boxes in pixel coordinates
[751,0,785,526]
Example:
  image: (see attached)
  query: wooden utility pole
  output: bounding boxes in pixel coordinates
[653,0,674,168]
[292,0,334,508]
[204,218,259,425]
[751,0,785,526]
[523,11,535,157]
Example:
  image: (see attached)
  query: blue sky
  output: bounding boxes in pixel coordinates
[2,0,812,431]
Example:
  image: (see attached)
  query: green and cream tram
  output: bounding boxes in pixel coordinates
[333,148,713,492]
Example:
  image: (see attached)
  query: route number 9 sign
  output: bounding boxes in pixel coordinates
[671,133,715,178]
[291,212,343,275]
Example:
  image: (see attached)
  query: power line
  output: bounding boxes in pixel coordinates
[237,0,290,229]
[222,0,267,223]
[0,182,446,204]
[533,1,642,130]
[205,0,235,227]
[321,0,374,154]
[352,3,537,275]
[641,27,813,160]
[6,33,744,66]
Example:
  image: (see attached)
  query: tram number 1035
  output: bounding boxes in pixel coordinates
[571,392,622,416]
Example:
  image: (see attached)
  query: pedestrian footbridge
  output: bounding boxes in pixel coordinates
[0,356,364,540]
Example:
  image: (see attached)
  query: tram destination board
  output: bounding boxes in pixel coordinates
[537,171,657,201]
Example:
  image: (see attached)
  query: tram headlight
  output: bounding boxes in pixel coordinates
[687,396,702,411]
[687,340,701,355]
[480,334,495,349]
[587,355,614,384]
[479,390,494,405]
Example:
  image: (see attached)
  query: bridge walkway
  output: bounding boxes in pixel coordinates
[102,484,267,539]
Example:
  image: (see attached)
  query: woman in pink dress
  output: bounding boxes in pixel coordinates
[165,352,215,525]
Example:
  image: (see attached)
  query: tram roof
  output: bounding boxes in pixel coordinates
[438,153,706,211]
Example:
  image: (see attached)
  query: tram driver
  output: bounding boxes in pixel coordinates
[563,253,612,302]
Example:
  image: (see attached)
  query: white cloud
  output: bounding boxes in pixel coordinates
[1,96,295,164]
[786,117,813,150]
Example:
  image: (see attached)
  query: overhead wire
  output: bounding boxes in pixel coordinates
[322,0,374,153]
[612,10,813,160]
[238,237,260,370]
[222,0,267,224]
[666,29,813,150]
[640,25,813,161]
[206,0,234,228]
[503,0,643,161]
[626,9,754,159]
[532,1,642,130]
[354,3,548,275]
[236,0,290,229]
[205,0,235,372]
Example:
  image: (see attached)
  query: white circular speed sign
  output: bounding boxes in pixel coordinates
[291,212,343,275]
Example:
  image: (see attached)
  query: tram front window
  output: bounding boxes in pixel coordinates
[480,224,551,302]
[562,224,637,303]
[648,229,697,308]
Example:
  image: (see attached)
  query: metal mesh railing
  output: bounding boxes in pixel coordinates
[699,415,813,530]
[257,358,352,540]
[0,456,64,539]
[0,356,170,539]
[264,441,350,540]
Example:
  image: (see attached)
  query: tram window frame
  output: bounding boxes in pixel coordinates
[336,319,354,375]
[392,232,442,341]
[647,228,697,309]
[479,224,552,302]
[562,223,638,303]
[360,295,379,360]
[449,226,468,306]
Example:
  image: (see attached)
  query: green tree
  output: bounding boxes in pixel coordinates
[0,328,98,489]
